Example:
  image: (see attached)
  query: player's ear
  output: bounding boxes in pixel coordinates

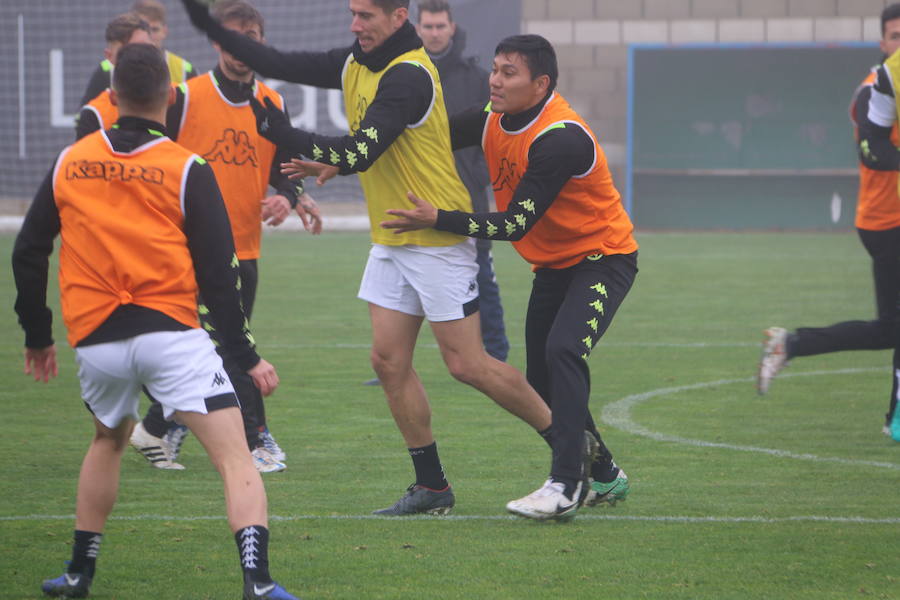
[109,89,119,107]
[167,85,176,107]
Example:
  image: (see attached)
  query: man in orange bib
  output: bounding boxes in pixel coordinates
[13,43,297,600]
[759,3,900,443]
[383,34,638,521]
[78,1,322,473]
[140,0,321,474]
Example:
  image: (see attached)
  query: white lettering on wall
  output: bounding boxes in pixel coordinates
[49,49,77,128]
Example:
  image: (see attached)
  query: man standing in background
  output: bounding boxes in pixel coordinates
[131,0,322,473]
[759,3,900,442]
[79,0,196,108]
[416,0,509,362]
[75,13,154,139]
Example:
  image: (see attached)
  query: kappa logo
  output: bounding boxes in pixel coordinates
[203,128,259,167]
[349,95,370,135]
[66,160,164,184]
[492,157,519,192]
[212,371,227,387]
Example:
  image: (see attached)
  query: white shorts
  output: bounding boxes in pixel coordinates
[75,328,238,429]
[358,241,480,322]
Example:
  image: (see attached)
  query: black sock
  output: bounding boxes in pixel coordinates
[550,476,579,501]
[408,442,448,490]
[537,426,553,449]
[786,332,798,360]
[69,530,102,578]
[141,398,169,438]
[235,525,271,585]
[591,457,619,483]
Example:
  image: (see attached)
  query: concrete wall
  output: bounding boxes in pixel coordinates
[521,0,888,185]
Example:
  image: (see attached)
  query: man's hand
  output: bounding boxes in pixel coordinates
[180,0,215,31]
[24,345,58,383]
[249,97,293,147]
[280,158,339,187]
[295,192,323,234]
[380,191,439,234]
[248,358,279,397]
[261,195,291,226]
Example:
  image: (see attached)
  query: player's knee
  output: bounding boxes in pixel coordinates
[545,335,585,366]
[371,350,408,382]
[92,420,132,452]
[444,353,484,386]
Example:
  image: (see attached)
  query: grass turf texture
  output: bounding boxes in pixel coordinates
[1,230,898,599]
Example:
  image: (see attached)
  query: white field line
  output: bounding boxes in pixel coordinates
[261,341,759,349]
[2,513,899,524]
[601,367,900,471]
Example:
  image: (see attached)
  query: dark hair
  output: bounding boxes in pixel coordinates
[131,0,166,24]
[884,3,900,35]
[417,0,452,22]
[105,12,151,45]
[112,43,170,111]
[211,0,265,37]
[372,0,410,13]
[494,34,558,93]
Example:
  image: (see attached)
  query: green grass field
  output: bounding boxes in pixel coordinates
[2,229,898,599]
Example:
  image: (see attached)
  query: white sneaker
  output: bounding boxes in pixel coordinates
[251,447,286,473]
[506,479,582,521]
[757,327,789,395]
[130,422,185,470]
[259,427,286,462]
[162,424,190,462]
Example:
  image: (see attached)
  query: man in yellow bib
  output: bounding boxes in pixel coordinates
[180,0,554,516]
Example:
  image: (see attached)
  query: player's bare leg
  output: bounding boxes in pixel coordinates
[430,313,551,431]
[369,304,455,516]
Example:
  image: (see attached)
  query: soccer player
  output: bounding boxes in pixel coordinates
[79,0,196,108]
[13,43,297,600]
[381,34,637,521]
[180,0,555,515]
[760,2,900,442]
[416,0,509,362]
[76,12,154,139]
[80,0,322,473]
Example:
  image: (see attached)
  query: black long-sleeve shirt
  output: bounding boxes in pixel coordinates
[12,117,260,371]
[435,94,595,241]
[75,66,300,205]
[191,17,432,174]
